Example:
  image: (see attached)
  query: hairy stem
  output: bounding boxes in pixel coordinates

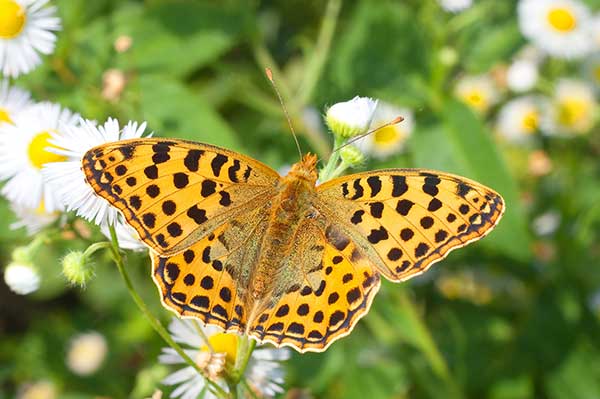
[107,225,229,399]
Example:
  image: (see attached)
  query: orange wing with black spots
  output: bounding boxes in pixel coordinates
[244,221,381,352]
[316,170,504,282]
[84,136,505,354]
[82,138,280,255]
[152,202,271,332]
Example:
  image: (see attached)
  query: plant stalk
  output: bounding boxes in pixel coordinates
[107,225,229,399]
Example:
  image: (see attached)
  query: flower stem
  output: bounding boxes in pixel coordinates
[240,377,261,399]
[83,241,112,258]
[319,136,343,182]
[107,225,229,399]
[192,319,215,352]
[236,335,257,380]
[330,161,350,180]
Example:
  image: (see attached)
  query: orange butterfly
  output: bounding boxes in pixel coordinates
[82,138,504,352]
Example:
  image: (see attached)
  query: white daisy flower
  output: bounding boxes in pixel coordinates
[506,59,539,93]
[496,96,548,143]
[518,0,593,59]
[4,262,40,295]
[100,214,146,251]
[10,201,59,234]
[542,79,597,135]
[356,102,414,159]
[326,96,378,138]
[66,331,108,376]
[454,74,500,114]
[438,0,472,13]
[159,318,289,399]
[42,118,148,226]
[0,0,61,77]
[583,53,600,92]
[0,79,31,124]
[0,102,79,212]
[16,380,57,399]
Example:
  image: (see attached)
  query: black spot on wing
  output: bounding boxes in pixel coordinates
[391,175,408,197]
[351,179,364,200]
[211,154,228,177]
[184,149,203,172]
[366,176,382,197]
[228,159,241,183]
[457,182,472,197]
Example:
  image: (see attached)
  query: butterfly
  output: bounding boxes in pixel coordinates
[82,138,504,352]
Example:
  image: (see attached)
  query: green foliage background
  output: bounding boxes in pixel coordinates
[2,0,600,398]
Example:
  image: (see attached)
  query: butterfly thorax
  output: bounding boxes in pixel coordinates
[246,154,319,319]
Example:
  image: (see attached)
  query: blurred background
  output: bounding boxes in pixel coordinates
[1,0,600,398]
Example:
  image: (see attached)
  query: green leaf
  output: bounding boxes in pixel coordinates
[545,341,600,399]
[328,1,429,94]
[136,75,240,150]
[464,22,523,73]
[113,2,248,77]
[433,100,531,260]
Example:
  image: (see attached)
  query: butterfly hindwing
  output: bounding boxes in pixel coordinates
[316,170,504,282]
[246,221,381,352]
[82,138,280,255]
[152,202,271,332]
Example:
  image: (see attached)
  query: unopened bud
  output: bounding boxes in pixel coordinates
[62,251,95,287]
[326,96,378,138]
[340,145,366,167]
[4,262,40,295]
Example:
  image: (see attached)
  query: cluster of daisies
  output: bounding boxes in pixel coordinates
[2,3,290,398]
[451,0,599,145]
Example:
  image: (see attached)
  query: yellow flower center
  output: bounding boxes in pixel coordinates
[0,107,12,124]
[27,131,67,169]
[547,7,576,33]
[521,110,539,133]
[0,0,27,39]
[464,90,487,111]
[558,98,589,127]
[374,125,403,146]
[201,333,238,364]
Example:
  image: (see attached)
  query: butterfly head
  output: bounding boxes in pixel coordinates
[287,153,318,184]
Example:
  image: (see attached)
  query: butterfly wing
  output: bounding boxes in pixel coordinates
[152,202,271,332]
[82,138,280,255]
[245,219,381,352]
[315,169,504,282]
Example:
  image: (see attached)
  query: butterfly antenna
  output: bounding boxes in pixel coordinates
[331,116,404,154]
[265,68,303,159]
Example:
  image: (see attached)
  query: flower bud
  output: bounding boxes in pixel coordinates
[62,251,95,287]
[326,96,378,138]
[4,262,40,295]
[340,145,366,167]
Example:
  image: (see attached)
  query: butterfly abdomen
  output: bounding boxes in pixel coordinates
[247,165,318,316]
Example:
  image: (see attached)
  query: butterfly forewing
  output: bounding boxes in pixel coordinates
[316,170,504,282]
[82,139,280,255]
